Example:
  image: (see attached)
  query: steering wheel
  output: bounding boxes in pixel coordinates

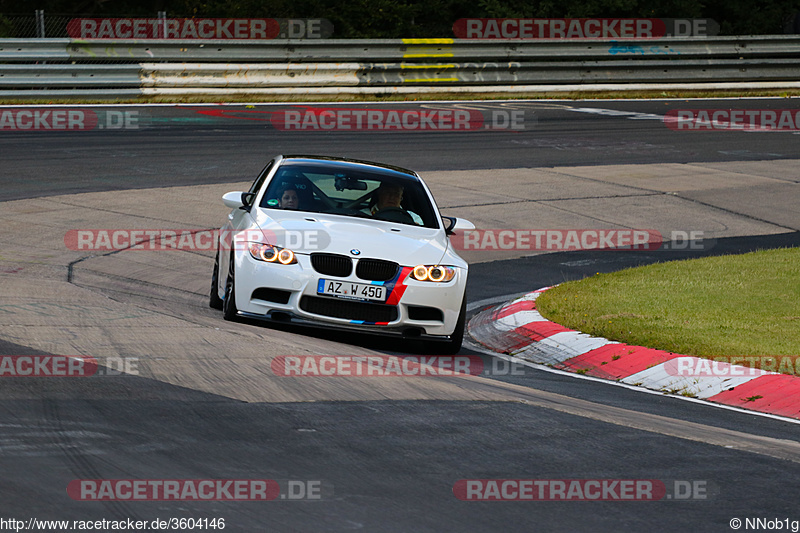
[373,207,415,224]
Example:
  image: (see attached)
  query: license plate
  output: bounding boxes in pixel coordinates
[317,279,386,302]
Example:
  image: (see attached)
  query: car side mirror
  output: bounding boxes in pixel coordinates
[222,191,255,211]
[442,216,475,236]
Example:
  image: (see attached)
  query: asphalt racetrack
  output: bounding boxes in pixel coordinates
[1,99,799,532]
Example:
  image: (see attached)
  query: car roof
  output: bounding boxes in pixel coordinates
[279,155,418,178]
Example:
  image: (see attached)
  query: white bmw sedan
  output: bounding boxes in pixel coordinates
[210,155,474,353]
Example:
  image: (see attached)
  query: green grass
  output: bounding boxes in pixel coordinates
[535,248,800,359]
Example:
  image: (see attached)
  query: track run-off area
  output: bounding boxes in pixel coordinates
[1,99,799,531]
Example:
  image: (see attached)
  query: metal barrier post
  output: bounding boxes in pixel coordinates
[35,10,45,38]
[158,11,167,39]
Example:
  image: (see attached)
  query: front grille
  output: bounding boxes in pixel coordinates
[300,296,397,323]
[251,288,291,304]
[356,258,399,281]
[311,253,352,277]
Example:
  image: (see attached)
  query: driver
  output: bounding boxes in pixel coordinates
[370,183,422,225]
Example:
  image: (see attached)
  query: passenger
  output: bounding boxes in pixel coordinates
[371,183,423,225]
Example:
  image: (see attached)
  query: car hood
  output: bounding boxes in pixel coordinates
[251,209,451,266]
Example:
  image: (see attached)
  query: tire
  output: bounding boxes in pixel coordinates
[222,253,238,321]
[209,249,224,310]
[440,296,466,355]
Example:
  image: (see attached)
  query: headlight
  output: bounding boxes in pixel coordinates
[249,243,297,265]
[411,265,456,282]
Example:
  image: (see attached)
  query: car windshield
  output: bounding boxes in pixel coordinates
[259,160,439,228]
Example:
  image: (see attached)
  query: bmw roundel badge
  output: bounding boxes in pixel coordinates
[350,249,361,255]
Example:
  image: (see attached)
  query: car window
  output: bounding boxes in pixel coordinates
[245,159,274,207]
[259,162,439,228]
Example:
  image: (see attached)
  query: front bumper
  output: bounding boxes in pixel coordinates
[232,251,466,337]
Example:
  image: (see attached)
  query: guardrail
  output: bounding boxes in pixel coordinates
[4,36,800,62]
[1,36,799,98]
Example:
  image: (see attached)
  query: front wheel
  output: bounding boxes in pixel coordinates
[222,253,238,321]
[440,297,466,355]
[209,249,224,310]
